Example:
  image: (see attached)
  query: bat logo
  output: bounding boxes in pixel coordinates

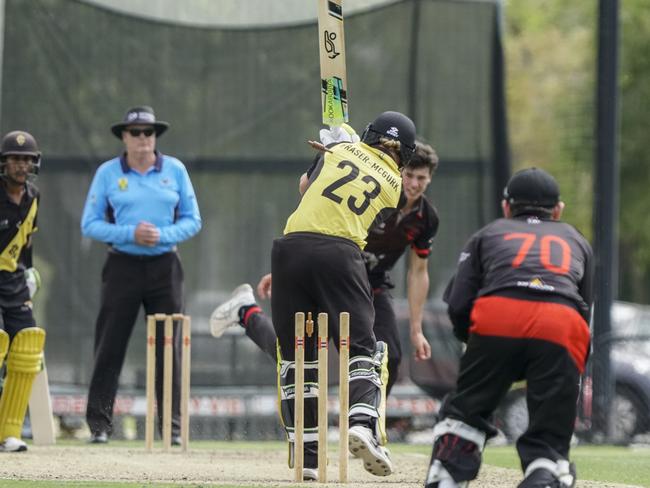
[324,30,340,59]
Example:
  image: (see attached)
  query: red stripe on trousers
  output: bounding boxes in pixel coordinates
[469,296,590,373]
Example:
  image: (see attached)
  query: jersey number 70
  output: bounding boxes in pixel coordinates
[504,232,571,275]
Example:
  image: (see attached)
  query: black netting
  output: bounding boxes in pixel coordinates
[2,0,507,387]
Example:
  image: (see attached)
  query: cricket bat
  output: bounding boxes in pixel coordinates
[28,362,56,445]
[318,0,348,127]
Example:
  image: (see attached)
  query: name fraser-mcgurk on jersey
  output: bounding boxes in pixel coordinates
[340,143,400,191]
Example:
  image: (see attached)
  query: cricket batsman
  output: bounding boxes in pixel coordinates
[0,130,45,452]
[272,111,417,480]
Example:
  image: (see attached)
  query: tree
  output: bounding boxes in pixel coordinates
[618,0,650,302]
[504,0,650,301]
[504,0,595,239]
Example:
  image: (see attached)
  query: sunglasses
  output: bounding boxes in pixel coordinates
[127,128,155,137]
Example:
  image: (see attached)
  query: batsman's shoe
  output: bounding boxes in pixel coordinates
[348,425,394,476]
[302,468,318,481]
[0,436,27,452]
[210,284,255,338]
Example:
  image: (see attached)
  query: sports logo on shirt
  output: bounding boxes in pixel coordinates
[118,178,128,191]
[516,276,555,291]
[160,177,171,186]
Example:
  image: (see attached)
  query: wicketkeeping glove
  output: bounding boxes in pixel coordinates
[319,123,360,146]
[25,267,41,299]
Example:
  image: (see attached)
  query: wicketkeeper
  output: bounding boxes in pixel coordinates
[0,130,45,453]
[424,168,593,488]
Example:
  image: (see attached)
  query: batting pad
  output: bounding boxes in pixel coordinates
[278,357,319,443]
[377,342,389,446]
[0,330,9,370]
[0,327,45,440]
[348,341,389,445]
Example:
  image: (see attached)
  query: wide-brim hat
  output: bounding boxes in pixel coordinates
[110,105,169,139]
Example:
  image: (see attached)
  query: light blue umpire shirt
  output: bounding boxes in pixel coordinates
[81,152,202,255]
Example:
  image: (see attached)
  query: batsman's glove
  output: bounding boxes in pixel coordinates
[319,123,360,146]
[25,267,41,299]
[361,251,379,272]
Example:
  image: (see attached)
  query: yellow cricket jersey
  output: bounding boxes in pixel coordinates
[284,142,402,248]
[0,186,38,273]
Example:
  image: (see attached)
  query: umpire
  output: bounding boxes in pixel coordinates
[81,106,201,444]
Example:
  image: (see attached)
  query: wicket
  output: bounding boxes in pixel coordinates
[145,313,191,452]
[294,311,350,483]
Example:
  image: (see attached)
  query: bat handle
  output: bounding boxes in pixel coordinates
[306,140,333,153]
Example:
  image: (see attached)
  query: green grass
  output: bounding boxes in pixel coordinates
[397,442,650,486]
[483,444,650,487]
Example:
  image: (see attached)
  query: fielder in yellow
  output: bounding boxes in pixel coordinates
[0,130,45,452]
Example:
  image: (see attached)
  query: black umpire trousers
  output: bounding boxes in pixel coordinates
[86,251,184,437]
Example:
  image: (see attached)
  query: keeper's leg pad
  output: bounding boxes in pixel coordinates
[349,341,389,445]
[425,460,470,488]
[518,458,576,488]
[0,330,9,369]
[425,418,486,485]
[0,327,46,440]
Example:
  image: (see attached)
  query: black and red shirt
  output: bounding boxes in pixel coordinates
[364,195,439,289]
[444,214,593,335]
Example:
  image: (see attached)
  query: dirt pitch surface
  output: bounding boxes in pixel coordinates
[0,445,642,487]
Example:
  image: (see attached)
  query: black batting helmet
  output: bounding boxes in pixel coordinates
[361,111,416,165]
[0,130,41,176]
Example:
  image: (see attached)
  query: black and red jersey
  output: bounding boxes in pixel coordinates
[444,214,593,334]
[364,195,439,289]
